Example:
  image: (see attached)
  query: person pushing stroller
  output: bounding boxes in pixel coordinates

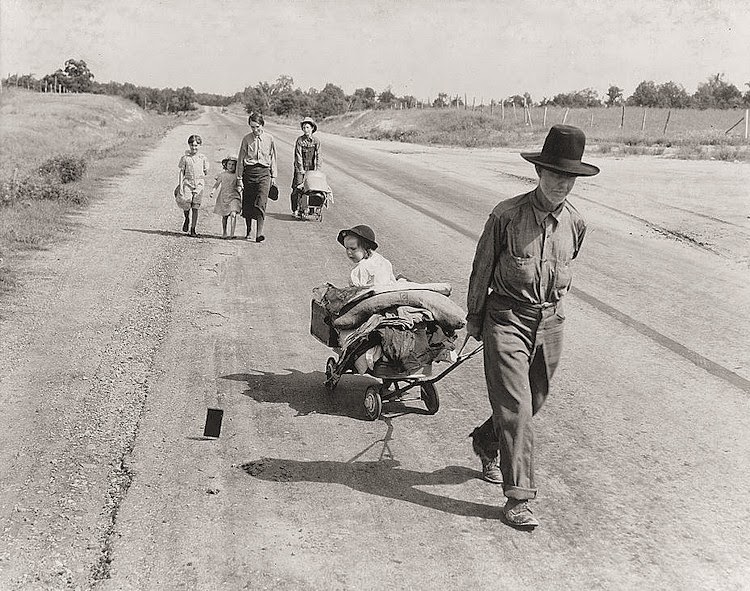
[291,117,320,217]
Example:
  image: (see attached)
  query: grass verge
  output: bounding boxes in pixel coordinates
[0,89,195,295]
[321,107,750,161]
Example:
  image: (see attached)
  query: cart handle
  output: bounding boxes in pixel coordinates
[425,335,483,385]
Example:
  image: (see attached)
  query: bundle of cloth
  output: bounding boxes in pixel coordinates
[312,280,466,376]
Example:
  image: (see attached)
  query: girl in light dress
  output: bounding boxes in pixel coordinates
[210,157,242,238]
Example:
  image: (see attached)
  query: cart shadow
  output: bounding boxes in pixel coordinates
[221,369,369,419]
[221,369,433,419]
[240,458,500,520]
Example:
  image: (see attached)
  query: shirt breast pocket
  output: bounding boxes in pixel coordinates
[500,252,537,287]
[553,258,572,290]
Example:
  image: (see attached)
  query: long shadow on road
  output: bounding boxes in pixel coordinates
[221,369,431,420]
[240,457,499,519]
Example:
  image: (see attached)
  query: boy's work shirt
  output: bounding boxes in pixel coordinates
[179,152,209,190]
[467,188,586,325]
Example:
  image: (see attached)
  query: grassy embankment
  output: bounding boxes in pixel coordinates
[322,106,750,161]
[0,89,195,294]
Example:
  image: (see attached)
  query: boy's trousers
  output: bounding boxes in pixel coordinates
[475,292,566,500]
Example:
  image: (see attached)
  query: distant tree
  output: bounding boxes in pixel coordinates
[242,85,267,114]
[377,88,396,108]
[312,83,348,118]
[549,88,601,108]
[506,94,526,107]
[523,92,533,107]
[432,93,450,108]
[628,80,660,107]
[349,87,377,110]
[63,59,94,93]
[744,82,750,106]
[656,81,690,108]
[605,85,623,106]
[693,73,742,109]
[272,89,312,116]
[401,95,417,108]
[271,75,294,95]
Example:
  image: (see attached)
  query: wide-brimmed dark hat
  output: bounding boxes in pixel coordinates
[221,155,237,167]
[521,125,599,176]
[300,117,318,133]
[337,224,378,250]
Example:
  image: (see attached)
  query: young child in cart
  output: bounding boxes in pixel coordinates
[210,156,242,238]
[337,225,396,287]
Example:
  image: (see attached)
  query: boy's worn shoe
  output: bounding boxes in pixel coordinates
[189,229,197,237]
[182,219,190,232]
[469,427,502,484]
[256,235,265,243]
[503,499,539,528]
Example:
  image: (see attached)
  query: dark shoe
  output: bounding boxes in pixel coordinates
[469,427,502,484]
[182,218,190,232]
[256,235,265,243]
[503,499,539,528]
[189,229,197,237]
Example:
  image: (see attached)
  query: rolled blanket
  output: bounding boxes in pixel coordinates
[333,290,466,330]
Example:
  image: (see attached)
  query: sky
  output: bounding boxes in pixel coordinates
[2,0,749,102]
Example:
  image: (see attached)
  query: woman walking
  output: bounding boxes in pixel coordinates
[236,112,277,242]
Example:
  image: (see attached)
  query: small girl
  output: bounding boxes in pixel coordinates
[337,225,396,287]
[210,156,242,238]
[176,134,209,236]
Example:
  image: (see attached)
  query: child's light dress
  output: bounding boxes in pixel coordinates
[212,171,242,216]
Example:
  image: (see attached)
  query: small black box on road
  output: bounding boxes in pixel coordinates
[203,408,224,438]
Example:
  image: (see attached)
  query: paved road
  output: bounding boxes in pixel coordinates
[0,107,748,590]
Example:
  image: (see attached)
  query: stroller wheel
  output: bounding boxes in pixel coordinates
[325,357,339,392]
[363,385,382,421]
[420,383,439,414]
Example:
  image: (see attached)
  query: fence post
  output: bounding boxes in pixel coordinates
[562,108,569,124]
[501,100,505,120]
[513,102,517,121]
[641,108,647,132]
[490,100,494,115]
[746,109,749,140]
[590,112,594,127]
[662,109,671,135]
[472,97,476,111]
[620,104,625,128]
[543,106,547,127]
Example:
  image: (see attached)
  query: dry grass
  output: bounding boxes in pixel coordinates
[322,106,750,160]
[0,88,192,294]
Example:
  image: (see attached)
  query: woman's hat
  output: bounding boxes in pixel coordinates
[300,117,318,133]
[221,155,237,167]
[520,125,599,177]
[337,224,378,250]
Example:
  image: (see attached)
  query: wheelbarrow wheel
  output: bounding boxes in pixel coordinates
[363,385,382,421]
[325,357,339,392]
[420,383,439,414]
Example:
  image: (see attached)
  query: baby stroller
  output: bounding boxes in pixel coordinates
[296,170,332,221]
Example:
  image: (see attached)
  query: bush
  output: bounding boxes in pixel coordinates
[38,154,87,184]
[1,173,85,206]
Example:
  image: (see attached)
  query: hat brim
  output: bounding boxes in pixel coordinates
[521,153,599,177]
[337,229,378,250]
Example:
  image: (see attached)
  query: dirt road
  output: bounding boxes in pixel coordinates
[1,107,748,590]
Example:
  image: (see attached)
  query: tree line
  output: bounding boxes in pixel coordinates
[4,59,750,116]
[2,59,197,113]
